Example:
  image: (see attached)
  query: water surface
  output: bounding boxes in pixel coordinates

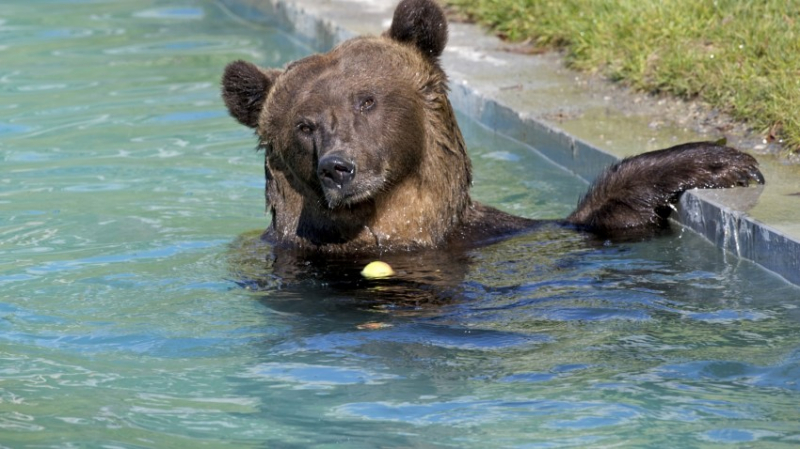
[2,0,800,447]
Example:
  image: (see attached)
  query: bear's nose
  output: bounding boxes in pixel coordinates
[318,154,355,189]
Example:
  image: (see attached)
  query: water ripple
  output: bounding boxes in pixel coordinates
[25,240,225,275]
[133,7,205,20]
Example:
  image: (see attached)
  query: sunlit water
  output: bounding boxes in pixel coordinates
[2,0,800,447]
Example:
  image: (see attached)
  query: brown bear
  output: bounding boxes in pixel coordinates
[221,0,763,255]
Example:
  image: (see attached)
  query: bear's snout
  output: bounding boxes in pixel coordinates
[318,153,355,190]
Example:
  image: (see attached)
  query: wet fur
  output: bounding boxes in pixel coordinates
[221,0,763,254]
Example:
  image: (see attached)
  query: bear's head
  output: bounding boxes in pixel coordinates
[222,0,473,252]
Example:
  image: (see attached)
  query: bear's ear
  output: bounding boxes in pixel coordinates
[221,60,280,129]
[387,0,448,59]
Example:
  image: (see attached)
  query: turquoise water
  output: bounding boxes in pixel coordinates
[2,0,800,447]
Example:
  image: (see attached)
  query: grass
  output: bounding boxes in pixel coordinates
[446,0,800,155]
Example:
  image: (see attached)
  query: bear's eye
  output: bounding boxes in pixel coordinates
[296,123,314,135]
[358,96,376,113]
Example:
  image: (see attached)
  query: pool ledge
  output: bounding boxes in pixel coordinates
[219,0,800,287]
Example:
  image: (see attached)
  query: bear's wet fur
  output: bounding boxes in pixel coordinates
[222,0,763,254]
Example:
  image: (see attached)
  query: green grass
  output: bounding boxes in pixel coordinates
[446,0,800,155]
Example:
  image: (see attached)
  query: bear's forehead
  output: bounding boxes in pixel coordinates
[282,37,425,87]
[263,36,435,126]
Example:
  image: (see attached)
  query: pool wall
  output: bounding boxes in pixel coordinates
[218,0,800,287]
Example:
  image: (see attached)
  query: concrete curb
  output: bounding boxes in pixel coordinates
[219,0,800,287]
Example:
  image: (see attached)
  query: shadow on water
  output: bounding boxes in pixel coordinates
[225,222,682,311]
[225,224,606,313]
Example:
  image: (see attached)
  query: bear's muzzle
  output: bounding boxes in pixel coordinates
[317,153,356,190]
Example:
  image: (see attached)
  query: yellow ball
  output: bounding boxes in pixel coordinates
[361,261,395,279]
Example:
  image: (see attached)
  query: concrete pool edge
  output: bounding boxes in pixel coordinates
[218,0,800,287]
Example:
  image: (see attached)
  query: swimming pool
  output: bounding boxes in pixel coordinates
[2,0,799,446]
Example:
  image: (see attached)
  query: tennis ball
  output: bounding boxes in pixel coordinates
[361,261,395,279]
